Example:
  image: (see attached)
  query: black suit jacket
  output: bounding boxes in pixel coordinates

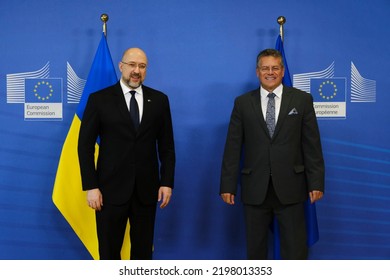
[78,82,175,205]
[220,86,324,205]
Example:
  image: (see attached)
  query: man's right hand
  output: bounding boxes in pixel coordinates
[221,193,235,205]
[87,188,103,211]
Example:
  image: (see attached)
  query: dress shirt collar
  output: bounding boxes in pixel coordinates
[260,84,283,99]
[120,79,143,96]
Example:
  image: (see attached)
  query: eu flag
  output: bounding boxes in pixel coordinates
[25,78,62,103]
[275,35,292,87]
[273,35,320,259]
[311,78,346,102]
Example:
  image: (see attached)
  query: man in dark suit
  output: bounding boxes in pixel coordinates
[78,48,175,260]
[220,49,324,259]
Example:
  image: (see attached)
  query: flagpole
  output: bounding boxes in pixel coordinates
[101,13,109,37]
[277,16,286,42]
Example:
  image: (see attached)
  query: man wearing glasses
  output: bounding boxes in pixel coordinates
[220,49,324,259]
[78,48,175,260]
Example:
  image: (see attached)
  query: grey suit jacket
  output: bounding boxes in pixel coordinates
[220,86,324,205]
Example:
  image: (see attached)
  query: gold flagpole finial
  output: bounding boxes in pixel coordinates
[101,14,109,37]
[277,16,286,42]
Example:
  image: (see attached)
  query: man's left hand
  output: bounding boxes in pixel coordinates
[158,186,172,209]
[309,190,323,204]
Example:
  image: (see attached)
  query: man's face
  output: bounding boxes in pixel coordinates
[119,48,148,89]
[256,56,285,92]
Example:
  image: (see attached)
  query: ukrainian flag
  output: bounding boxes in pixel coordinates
[52,33,130,259]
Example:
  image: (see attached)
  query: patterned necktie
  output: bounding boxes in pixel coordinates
[129,90,139,130]
[266,92,276,137]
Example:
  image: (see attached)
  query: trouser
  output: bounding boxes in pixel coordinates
[244,178,307,260]
[96,193,157,260]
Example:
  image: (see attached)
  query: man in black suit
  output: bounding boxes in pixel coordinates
[78,48,175,260]
[220,49,324,259]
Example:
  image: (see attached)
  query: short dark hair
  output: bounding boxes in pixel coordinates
[256,49,284,68]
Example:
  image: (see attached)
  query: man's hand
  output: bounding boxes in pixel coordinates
[87,188,103,211]
[221,193,235,205]
[309,190,323,204]
[158,186,172,209]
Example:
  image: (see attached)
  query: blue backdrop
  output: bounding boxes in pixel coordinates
[0,0,389,260]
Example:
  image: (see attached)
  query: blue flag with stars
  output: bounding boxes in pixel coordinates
[273,35,320,259]
[311,78,346,102]
[25,78,62,103]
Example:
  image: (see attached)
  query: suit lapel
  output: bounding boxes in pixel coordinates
[112,82,135,131]
[137,86,153,134]
[249,88,269,136]
[273,87,293,138]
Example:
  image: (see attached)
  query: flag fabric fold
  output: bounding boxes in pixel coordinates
[272,35,319,259]
[52,33,131,259]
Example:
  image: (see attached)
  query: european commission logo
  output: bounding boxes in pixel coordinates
[6,61,86,121]
[293,62,376,119]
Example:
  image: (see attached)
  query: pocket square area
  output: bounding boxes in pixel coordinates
[288,108,298,115]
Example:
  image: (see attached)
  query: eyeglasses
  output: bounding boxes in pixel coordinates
[121,61,147,70]
[259,66,282,73]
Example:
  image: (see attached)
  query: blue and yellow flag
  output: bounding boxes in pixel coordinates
[273,35,320,259]
[52,33,130,259]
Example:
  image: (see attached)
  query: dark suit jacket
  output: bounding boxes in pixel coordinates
[78,82,175,205]
[220,86,324,205]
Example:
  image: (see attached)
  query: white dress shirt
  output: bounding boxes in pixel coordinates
[260,84,283,125]
[120,80,144,122]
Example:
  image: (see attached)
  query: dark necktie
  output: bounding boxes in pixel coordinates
[129,90,139,130]
[266,92,276,137]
